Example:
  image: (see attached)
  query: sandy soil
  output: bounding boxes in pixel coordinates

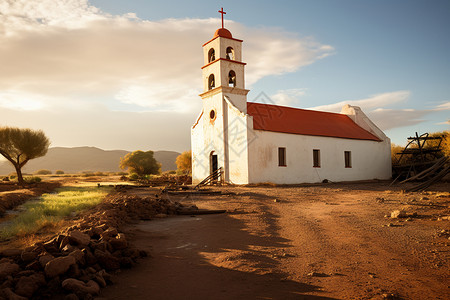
[99,182,450,300]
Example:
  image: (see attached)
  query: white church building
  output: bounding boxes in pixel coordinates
[191,18,392,185]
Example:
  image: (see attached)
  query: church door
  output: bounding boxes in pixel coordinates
[211,153,218,174]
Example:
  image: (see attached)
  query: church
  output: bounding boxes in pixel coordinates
[191,11,392,185]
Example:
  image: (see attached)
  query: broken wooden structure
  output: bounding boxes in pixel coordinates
[194,167,224,190]
[391,132,449,191]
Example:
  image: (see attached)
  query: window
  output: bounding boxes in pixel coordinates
[313,149,320,167]
[208,48,215,62]
[344,151,352,168]
[226,47,234,60]
[228,70,236,87]
[208,74,215,90]
[209,109,216,120]
[278,147,286,167]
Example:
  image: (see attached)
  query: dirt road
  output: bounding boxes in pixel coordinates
[101,183,449,300]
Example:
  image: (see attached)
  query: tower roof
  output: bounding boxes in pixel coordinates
[214,28,232,38]
[247,102,381,141]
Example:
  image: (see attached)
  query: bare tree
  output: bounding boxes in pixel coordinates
[0,127,50,185]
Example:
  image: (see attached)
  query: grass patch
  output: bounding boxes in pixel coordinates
[0,186,111,240]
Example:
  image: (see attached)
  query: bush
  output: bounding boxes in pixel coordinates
[34,169,52,175]
[94,172,107,176]
[55,170,65,175]
[25,176,42,183]
[128,173,140,181]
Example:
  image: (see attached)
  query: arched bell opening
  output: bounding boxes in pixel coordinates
[208,74,215,90]
[226,47,234,60]
[228,70,236,87]
[208,48,215,63]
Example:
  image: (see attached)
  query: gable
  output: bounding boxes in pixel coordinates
[247,102,381,141]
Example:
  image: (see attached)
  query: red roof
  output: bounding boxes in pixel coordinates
[247,102,380,141]
[214,28,232,38]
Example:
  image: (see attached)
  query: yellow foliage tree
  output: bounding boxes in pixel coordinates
[176,151,191,175]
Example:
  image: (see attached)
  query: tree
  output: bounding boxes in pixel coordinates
[0,127,50,185]
[176,151,191,175]
[119,150,160,176]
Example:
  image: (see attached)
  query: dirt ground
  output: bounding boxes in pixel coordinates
[100,182,450,300]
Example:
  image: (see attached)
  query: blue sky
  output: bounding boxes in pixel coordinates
[0,0,448,152]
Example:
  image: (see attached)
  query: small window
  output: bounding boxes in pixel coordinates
[208,48,215,62]
[226,47,234,60]
[344,151,352,168]
[278,147,286,167]
[228,70,236,87]
[313,149,320,167]
[208,74,215,90]
[209,109,216,120]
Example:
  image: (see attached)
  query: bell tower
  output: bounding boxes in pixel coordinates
[199,8,249,112]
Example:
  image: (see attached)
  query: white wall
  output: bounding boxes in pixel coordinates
[248,130,392,184]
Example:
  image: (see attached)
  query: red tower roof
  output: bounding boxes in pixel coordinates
[247,102,380,141]
[214,28,233,38]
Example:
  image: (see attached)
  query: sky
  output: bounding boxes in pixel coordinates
[0,0,449,154]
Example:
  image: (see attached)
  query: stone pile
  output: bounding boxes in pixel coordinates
[0,191,188,299]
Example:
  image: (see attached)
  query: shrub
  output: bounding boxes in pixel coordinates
[25,176,42,183]
[34,169,52,175]
[128,173,140,181]
[94,171,107,176]
[55,170,65,175]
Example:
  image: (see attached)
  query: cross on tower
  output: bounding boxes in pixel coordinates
[218,7,226,28]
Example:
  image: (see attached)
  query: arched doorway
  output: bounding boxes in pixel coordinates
[210,151,218,175]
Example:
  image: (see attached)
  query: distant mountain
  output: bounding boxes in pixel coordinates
[0,147,180,175]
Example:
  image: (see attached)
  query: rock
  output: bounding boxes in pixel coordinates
[82,248,97,265]
[62,278,100,295]
[39,254,55,268]
[0,249,22,258]
[44,256,76,278]
[101,227,118,239]
[119,257,134,269]
[2,287,28,300]
[109,233,128,250]
[93,272,107,288]
[61,244,76,253]
[25,260,42,271]
[94,250,120,271]
[15,273,46,298]
[307,271,329,277]
[88,226,104,238]
[97,269,112,283]
[67,263,81,278]
[0,262,20,280]
[64,294,79,300]
[69,249,85,265]
[20,251,38,264]
[390,210,407,218]
[68,230,91,246]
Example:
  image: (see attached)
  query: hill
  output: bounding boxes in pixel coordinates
[0,147,180,175]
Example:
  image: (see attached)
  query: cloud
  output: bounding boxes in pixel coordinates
[269,88,308,106]
[308,90,411,112]
[437,120,450,125]
[368,108,429,130]
[434,101,450,111]
[304,91,450,131]
[0,0,334,115]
